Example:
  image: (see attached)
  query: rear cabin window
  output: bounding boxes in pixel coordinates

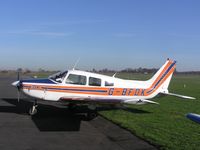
[66,74,86,85]
[105,81,114,86]
[89,77,101,86]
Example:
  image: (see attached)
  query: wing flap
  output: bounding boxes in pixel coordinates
[123,99,159,105]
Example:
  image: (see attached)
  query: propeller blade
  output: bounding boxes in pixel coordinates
[17,89,20,102]
[12,69,22,103]
[17,71,20,81]
[12,81,20,87]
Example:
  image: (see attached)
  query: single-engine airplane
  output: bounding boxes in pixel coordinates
[12,59,195,119]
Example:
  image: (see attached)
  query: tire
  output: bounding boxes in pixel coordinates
[29,107,37,116]
[86,112,98,120]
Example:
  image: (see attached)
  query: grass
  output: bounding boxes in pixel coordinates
[99,73,200,150]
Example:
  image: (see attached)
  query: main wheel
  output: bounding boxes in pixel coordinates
[29,106,37,116]
[68,103,76,110]
[86,112,98,120]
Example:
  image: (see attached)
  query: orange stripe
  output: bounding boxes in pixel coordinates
[152,65,176,92]
[46,90,108,95]
[149,60,172,89]
[22,86,109,96]
[23,84,108,91]
[146,64,176,95]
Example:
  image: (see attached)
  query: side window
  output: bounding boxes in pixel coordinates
[105,81,114,86]
[89,77,101,86]
[66,74,86,85]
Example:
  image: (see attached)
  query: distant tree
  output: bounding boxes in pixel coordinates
[17,68,23,72]
[38,68,45,72]
[24,69,31,74]
[1,70,8,73]
[92,68,97,73]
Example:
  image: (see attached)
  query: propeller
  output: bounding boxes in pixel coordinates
[17,70,20,81]
[17,70,21,102]
[12,70,22,102]
[17,83,21,102]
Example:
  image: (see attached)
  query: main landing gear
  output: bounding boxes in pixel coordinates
[86,111,98,121]
[29,99,38,116]
[67,104,98,120]
[86,105,98,120]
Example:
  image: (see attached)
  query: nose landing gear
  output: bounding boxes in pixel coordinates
[29,99,38,116]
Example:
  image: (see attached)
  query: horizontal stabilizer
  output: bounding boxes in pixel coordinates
[124,99,159,105]
[161,92,196,100]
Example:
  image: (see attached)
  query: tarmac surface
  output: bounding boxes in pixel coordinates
[0,76,157,150]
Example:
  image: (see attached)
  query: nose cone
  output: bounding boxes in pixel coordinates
[12,80,20,87]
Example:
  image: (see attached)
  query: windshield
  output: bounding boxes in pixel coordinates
[49,71,68,83]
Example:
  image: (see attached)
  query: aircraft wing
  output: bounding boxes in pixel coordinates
[59,96,123,104]
[123,99,159,105]
[60,96,159,105]
[161,92,196,100]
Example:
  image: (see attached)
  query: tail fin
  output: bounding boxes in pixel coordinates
[147,59,176,95]
[146,59,196,100]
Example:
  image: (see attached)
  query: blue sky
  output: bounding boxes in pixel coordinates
[0,0,200,71]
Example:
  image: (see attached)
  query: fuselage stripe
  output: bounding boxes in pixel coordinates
[147,61,176,94]
[47,87,107,93]
[22,85,108,93]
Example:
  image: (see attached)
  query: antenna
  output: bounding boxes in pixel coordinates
[112,72,117,77]
[72,58,80,70]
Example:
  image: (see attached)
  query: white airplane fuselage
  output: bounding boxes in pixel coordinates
[15,59,176,105]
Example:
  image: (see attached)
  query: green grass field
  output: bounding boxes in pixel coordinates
[100,73,200,150]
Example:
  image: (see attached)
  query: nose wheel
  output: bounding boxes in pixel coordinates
[29,100,38,116]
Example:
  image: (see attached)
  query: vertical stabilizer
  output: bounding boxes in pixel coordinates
[146,59,176,96]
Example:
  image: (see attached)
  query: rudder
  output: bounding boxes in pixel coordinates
[147,59,176,95]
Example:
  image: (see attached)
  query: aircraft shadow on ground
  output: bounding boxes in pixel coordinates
[98,106,151,114]
[1,98,151,132]
[1,98,88,132]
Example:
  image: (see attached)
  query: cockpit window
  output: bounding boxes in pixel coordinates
[66,74,86,85]
[105,81,114,86]
[49,71,68,83]
[89,77,101,86]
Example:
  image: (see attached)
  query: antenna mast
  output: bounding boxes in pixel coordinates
[72,58,80,70]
